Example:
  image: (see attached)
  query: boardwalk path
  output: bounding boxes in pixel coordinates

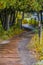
[0,31,37,65]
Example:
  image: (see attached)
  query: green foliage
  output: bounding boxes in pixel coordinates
[0,0,6,9]
[37,0,43,10]
[0,0,16,9]
[27,31,43,61]
[17,12,22,19]
[22,19,28,24]
[0,22,23,40]
[28,19,39,27]
[31,1,41,11]
[0,0,42,11]
[0,21,4,36]
[0,21,3,31]
[22,18,39,27]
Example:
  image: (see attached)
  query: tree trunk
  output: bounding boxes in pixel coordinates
[10,11,15,26]
[22,12,24,20]
[40,11,42,24]
[12,11,15,26]
[6,14,11,30]
[37,12,39,21]
[15,11,18,24]
[0,10,5,29]
[21,11,24,28]
[0,8,16,30]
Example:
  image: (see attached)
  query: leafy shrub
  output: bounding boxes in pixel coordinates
[28,19,39,27]
[0,21,4,36]
[0,21,23,40]
[22,19,28,24]
[27,31,43,61]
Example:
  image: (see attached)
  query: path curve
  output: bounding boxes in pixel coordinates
[18,31,37,65]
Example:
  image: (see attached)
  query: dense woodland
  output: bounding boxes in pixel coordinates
[0,0,43,30]
[0,0,43,40]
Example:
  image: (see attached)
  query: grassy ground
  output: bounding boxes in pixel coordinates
[27,30,43,61]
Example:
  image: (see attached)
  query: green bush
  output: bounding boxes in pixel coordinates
[28,19,39,27]
[22,19,28,24]
[0,21,4,36]
[0,22,23,40]
[28,19,32,25]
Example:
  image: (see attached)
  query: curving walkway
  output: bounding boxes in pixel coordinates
[0,31,37,65]
[18,31,37,65]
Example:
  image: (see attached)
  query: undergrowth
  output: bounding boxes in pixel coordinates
[27,31,43,61]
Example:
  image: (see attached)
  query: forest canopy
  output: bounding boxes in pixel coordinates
[0,0,43,11]
[0,0,43,31]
